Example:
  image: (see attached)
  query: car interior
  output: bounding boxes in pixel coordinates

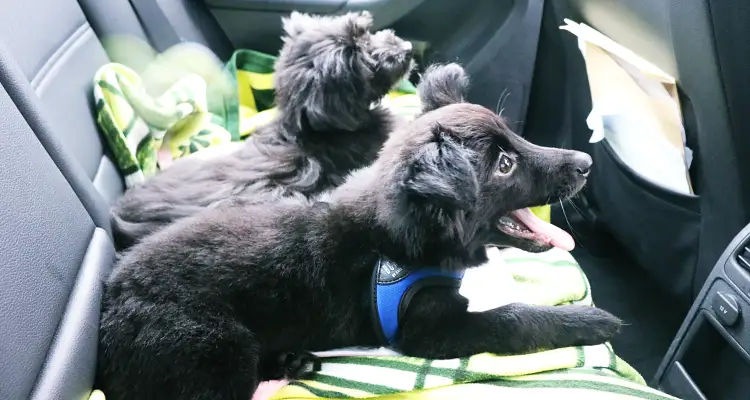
[1,0,749,399]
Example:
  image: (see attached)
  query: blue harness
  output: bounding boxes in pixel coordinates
[370,258,465,345]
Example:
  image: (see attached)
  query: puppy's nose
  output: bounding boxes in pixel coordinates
[572,152,593,177]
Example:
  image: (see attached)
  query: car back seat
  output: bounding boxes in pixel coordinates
[0,76,115,400]
[0,0,233,207]
[0,1,233,398]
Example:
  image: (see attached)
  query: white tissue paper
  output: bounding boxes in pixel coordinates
[562,19,694,195]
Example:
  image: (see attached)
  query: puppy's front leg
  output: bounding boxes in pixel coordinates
[397,288,622,359]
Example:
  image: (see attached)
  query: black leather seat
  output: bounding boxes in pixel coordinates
[0,1,232,398]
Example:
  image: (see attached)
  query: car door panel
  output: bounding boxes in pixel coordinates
[537,0,748,300]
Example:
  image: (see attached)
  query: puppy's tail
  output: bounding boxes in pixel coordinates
[418,63,470,113]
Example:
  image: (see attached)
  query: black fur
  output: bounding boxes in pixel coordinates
[417,63,469,113]
[97,64,622,400]
[259,351,321,380]
[111,11,414,249]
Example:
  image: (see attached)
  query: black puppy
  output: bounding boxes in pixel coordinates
[97,64,622,400]
[110,11,414,248]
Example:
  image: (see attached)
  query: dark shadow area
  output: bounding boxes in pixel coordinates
[552,203,687,379]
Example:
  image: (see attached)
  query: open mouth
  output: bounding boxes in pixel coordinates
[497,208,575,251]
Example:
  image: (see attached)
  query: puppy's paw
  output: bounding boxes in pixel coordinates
[418,63,470,112]
[556,305,623,347]
[260,351,322,380]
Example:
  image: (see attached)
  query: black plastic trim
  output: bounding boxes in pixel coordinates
[659,362,706,400]
[653,221,750,392]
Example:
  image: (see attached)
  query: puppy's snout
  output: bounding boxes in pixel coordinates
[401,41,413,53]
[572,152,593,177]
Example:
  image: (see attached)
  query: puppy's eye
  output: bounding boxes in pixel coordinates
[497,154,514,175]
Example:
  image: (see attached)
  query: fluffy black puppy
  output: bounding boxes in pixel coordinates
[110,11,414,249]
[98,64,622,400]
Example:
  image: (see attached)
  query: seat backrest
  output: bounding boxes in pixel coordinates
[0,0,126,205]
[0,77,115,399]
[0,1,233,398]
[0,0,233,206]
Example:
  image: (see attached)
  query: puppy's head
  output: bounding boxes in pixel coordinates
[376,64,592,264]
[367,29,415,98]
[275,12,413,132]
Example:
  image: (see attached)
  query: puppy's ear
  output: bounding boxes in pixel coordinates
[402,124,478,210]
[418,63,470,113]
[342,11,373,40]
[282,12,314,38]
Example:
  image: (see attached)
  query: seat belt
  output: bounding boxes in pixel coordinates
[128,0,183,53]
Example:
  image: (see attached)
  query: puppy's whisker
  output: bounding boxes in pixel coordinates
[565,198,582,214]
[570,203,585,218]
[495,88,511,116]
[566,198,587,221]
[559,199,588,252]
[495,88,511,117]
[495,93,504,115]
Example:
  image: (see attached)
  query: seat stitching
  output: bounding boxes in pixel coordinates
[31,22,93,92]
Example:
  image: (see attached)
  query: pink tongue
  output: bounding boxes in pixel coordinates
[510,208,575,251]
